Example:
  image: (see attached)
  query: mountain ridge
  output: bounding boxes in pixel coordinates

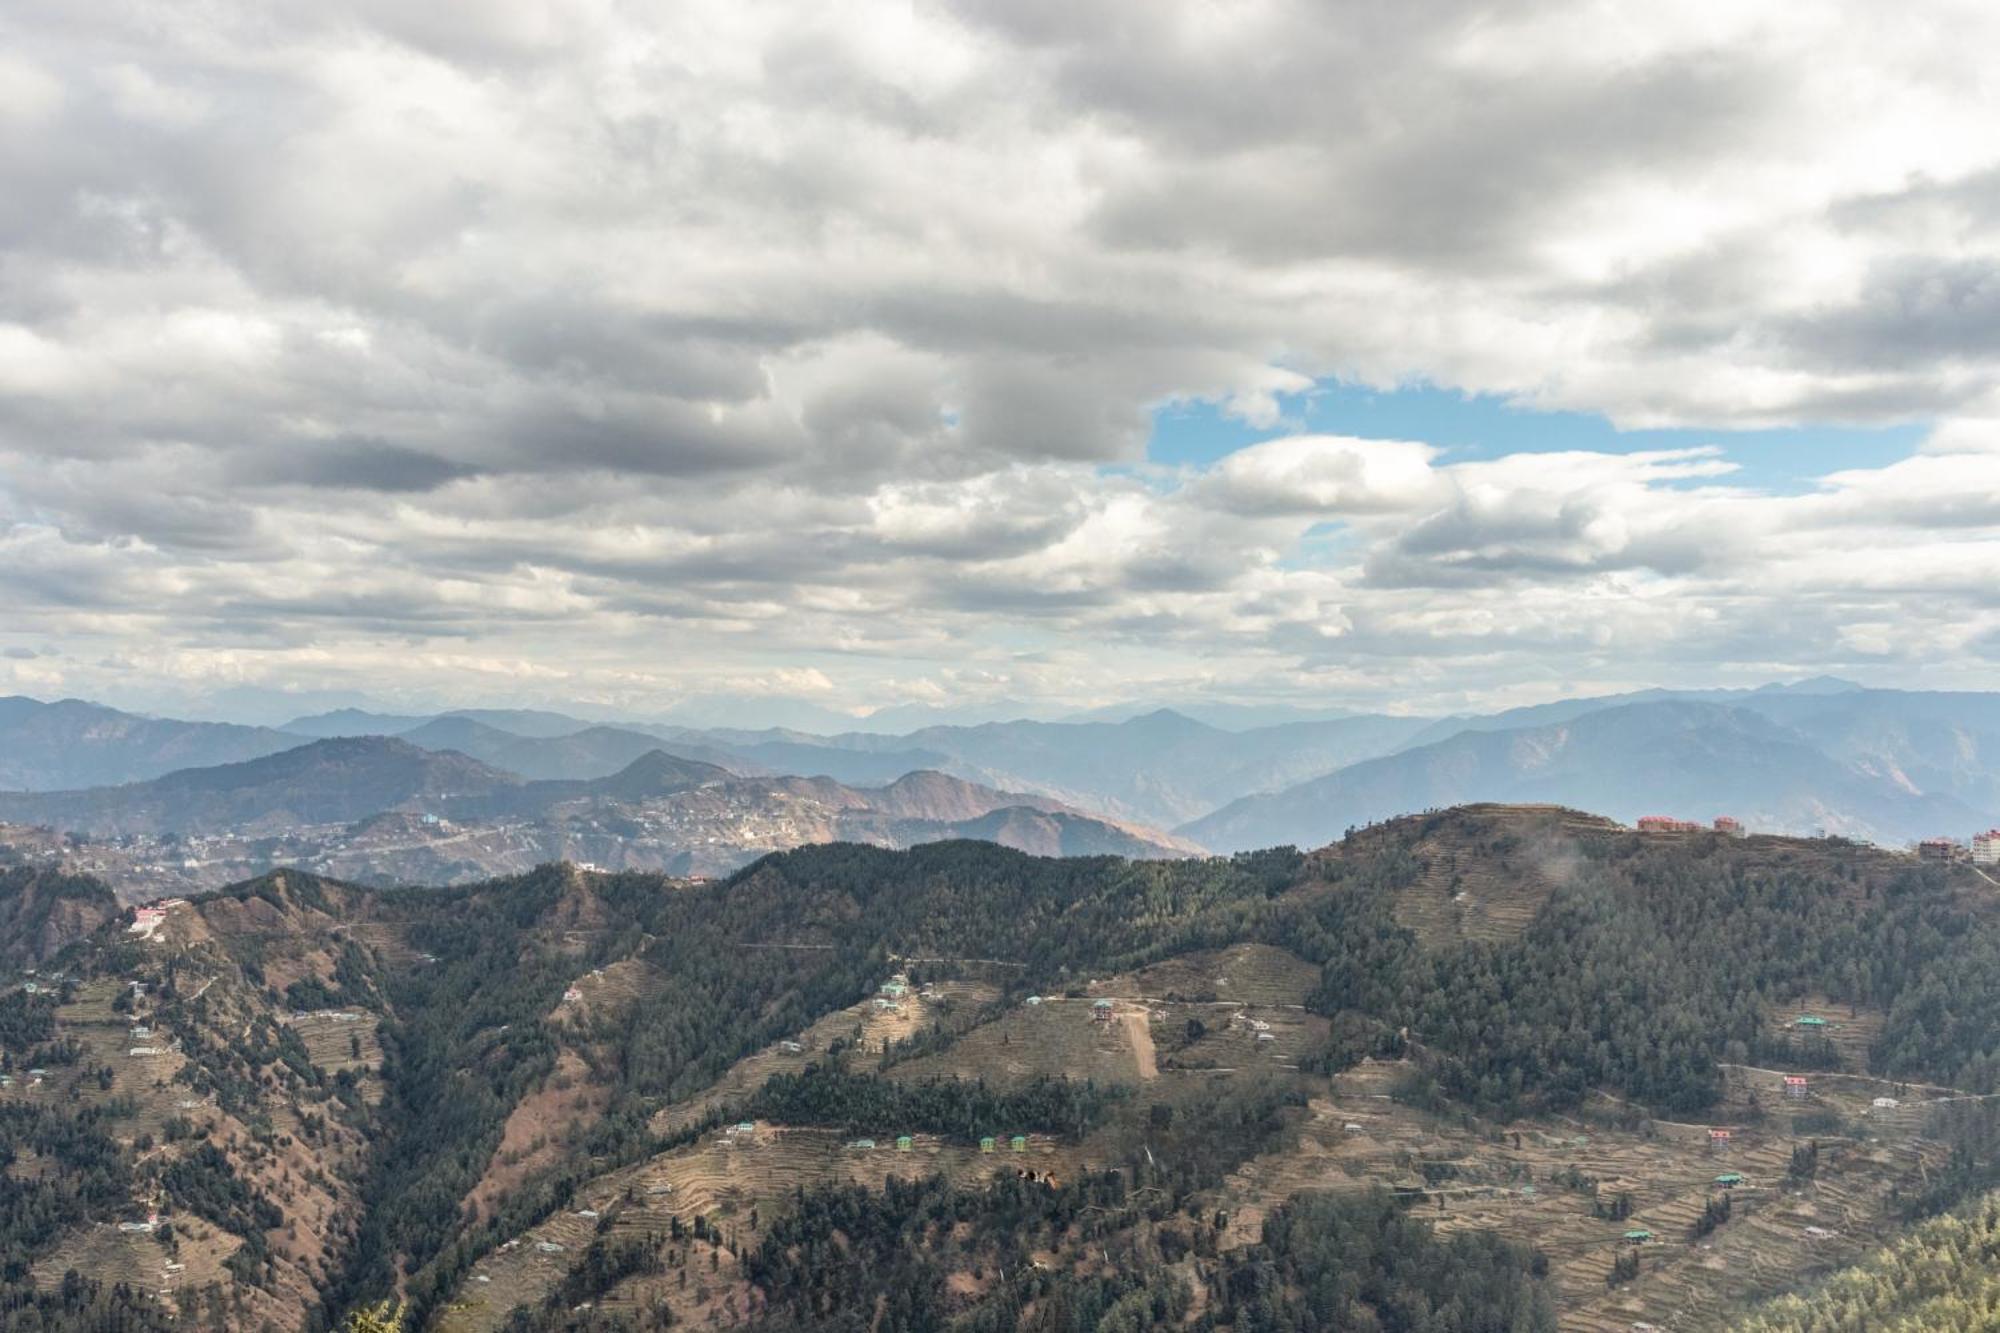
[1182,699,1992,850]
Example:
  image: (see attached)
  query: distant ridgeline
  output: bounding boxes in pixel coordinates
[5,806,2000,1330]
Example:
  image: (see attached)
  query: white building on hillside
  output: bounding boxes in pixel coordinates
[1974,829,2000,865]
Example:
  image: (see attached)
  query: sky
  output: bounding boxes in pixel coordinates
[2,0,1999,726]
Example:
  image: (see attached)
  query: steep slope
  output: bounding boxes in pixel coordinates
[1183,700,1990,851]
[0,737,523,836]
[0,862,120,969]
[0,696,300,791]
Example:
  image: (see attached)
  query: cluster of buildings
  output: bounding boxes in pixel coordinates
[126,898,189,940]
[1917,829,2000,864]
[842,1133,1034,1154]
[1636,815,1747,836]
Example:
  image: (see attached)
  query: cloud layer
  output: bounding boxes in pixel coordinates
[2,0,1999,718]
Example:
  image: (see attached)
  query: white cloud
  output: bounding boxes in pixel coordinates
[2,0,2000,717]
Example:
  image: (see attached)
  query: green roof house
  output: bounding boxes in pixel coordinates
[980,1136,995,1153]
[896,1135,914,1152]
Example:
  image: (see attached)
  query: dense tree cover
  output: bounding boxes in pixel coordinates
[160,1143,282,1242]
[745,1171,1145,1331]
[745,1063,1115,1140]
[0,989,58,1049]
[1211,1190,1554,1332]
[1283,829,2000,1114]
[325,868,579,1325]
[1734,1188,2000,1332]
[741,1177,1551,1333]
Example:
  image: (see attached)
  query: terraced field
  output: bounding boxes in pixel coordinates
[1210,1054,1951,1332]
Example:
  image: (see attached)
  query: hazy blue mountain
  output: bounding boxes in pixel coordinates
[395,718,756,781]
[1057,701,1378,729]
[280,707,437,737]
[738,708,1438,827]
[0,696,301,791]
[1725,689,2000,816]
[1181,700,1991,852]
[0,736,522,836]
[1398,678,1872,750]
[1396,684,2000,824]
[284,706,598,740]
[432,708,598,738]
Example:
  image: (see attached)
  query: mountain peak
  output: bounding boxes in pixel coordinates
[592,749,732,797]
[1122,707,1212,734]
[1757,675,1866,696]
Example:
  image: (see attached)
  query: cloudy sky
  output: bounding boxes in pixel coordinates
[3,0,1999,725]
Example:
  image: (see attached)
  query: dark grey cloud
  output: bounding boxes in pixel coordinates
[253,439,478,492]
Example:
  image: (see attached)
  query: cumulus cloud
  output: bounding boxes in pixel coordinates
[2,0,2000,716]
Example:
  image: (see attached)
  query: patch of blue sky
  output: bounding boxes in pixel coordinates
[1148,380,1928,492]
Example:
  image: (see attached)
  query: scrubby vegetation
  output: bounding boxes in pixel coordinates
[745,1064,1116,1140]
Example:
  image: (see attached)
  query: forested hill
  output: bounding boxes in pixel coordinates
[0,863,119,969]
[8,807,2000,1331]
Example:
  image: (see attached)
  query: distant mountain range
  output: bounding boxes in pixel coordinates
[705,709,1437,827]
[4,682,1998,864]
[0,736,519,836]
[0,735,1194,888]
[0,696,298,790]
